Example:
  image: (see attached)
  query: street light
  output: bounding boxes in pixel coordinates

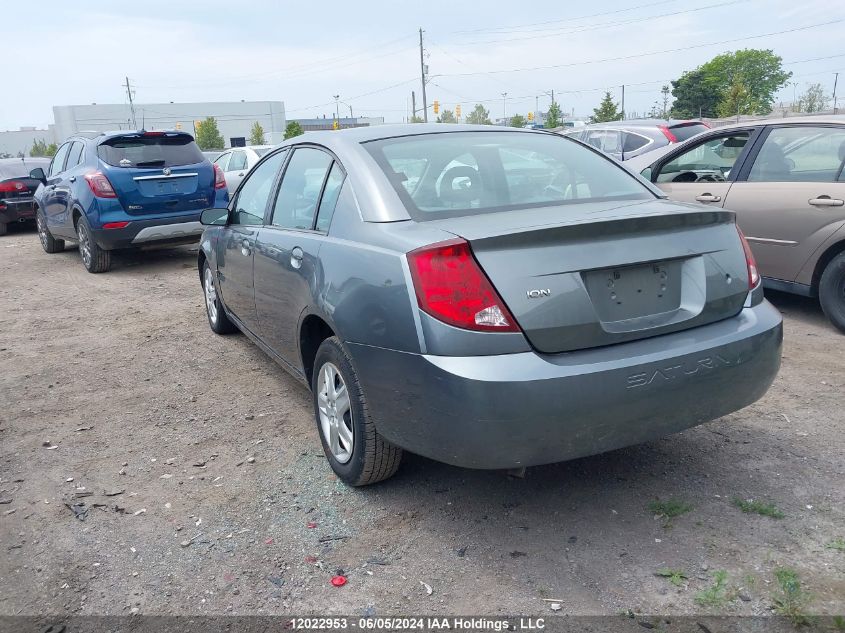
[333,95,340,125]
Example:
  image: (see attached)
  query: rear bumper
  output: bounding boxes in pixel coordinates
[347,300,783,469]
[0,199,36,224]
[91,214,203,250]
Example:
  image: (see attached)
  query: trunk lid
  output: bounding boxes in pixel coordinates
[426,199,749,353]
[97,133,215,216]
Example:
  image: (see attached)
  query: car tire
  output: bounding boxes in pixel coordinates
[819,251,845,334]
[76,216,110,273]
[36,211,65,253]
[0,222,6,236]
[202,262,237,334]
[312,336,403,486]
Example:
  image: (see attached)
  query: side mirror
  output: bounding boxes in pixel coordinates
[30,167,46,182]
[200,207,229,226]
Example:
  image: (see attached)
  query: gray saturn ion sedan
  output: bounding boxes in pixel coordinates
[197,124,783,486]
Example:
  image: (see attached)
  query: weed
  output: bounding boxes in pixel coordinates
[655,568,688,586]
[833,615,845,631]
[649,499,693,526]
[732,497,785,519]
[825,538,845,552]
[695,570,730,607]
[772,567,812,627]
[743,573,757,589]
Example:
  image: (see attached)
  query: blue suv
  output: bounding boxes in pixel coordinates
[31,130,229,273]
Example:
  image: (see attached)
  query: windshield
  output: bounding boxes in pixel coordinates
[98,134,205,168]
[364,131,653,220]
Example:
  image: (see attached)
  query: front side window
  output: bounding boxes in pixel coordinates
[228,151,247,172]
[270,148,333,230]
[747,126,845,183]
[49,143,72,177]
[364,131,652,220]
[230,149,288,226]
[213,152,231,171]
[655,132,749,183]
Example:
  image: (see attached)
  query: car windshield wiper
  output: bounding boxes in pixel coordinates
[135,160,166,167]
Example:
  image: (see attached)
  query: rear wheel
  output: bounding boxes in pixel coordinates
[819,252,845,334]
[312,336,402,486]
[76,217,110,273]
[203,262,237,334]
[36,211,65,253]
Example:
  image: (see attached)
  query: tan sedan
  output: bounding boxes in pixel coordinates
[629,116,845,332]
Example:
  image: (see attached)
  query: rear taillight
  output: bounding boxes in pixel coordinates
[736,225,760,289]
[213,163,226,189]
[0,180,26,193]
[658,125,678,143]
[407,238,519,332]
[84,172,117,198]
[102,221,130,230]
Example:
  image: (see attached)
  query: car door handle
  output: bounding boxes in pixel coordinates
[69,176,76,183]
[808,196,844,207]
[240,238,251,256]
[695,193,722,203]
[237,172,244,177]
[291,246,304,269]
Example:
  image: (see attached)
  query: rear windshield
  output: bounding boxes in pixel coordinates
[97,134,205,168]
[0,160,46,179]
[669,123,709,142]
[364,131,652,220]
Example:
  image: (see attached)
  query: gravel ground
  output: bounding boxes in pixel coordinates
[0,224,843,619]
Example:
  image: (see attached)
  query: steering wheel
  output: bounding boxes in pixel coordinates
[439,166,480,205]
[695,173,726,183]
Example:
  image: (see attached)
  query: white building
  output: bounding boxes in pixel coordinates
[0,100,286,155]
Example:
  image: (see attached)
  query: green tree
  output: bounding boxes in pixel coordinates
[44,143,58,157]
[800,83,829,113]
[437,109,457,123]
[545,101,563,128]
[671,49,790,118]
[283,121,304,139]
[591,92,621,123]
[194,117,225,150]
[509,114,526,128]
[410,115,425,123]
[670,68,722,118]
[249,121,266,145]
[465,104,491,125]
[30,139,48,157]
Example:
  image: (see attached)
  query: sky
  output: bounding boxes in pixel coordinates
[4,0,845,131]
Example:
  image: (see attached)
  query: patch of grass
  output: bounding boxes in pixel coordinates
[743,573,757,589]
[654,568,688,586]
[833,615,845,631]
[695,570,730,608]
[649,498,693,526]
[732,497,785,519]
[772,567,812,627]
[825,538,845,552]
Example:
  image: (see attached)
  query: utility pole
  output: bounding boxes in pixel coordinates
[501,92,508,122]
[621,84,626,121]
[124,76,137,129]
[411,91,417,121]
[834,72,840,115]
[333,95,340,124]
[419,28,428,122]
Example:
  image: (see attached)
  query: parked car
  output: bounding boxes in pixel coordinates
[32,130,229,273]
[197,124,782,485]
[212,146,274,192]
[562,119,710,161]
[0,157,50,235]
[627,116,845,332]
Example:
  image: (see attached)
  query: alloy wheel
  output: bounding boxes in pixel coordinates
[77,223,91,268]
[37,215,48,250]
[317,362,354,463]
[204,267,218,324]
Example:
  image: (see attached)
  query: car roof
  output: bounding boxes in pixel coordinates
[66,130,195,143]
[291,123,552,145]
[586,119,706,129]
[710,115,845,130]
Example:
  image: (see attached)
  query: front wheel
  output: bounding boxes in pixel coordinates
[76,217,110,273]
[202,262,236,334]
[37,211,65,253]
[819,252,845,334]
[312,336,402,486]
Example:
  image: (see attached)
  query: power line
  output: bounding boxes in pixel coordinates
[436,19,844,78]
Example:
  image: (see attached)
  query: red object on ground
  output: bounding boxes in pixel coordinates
[307,521,318,528]
[330,575,347,587]
[265,538,274,545]
[304,555,318,564]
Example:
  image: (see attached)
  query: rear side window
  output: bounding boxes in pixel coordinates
[66,141,84,168]
[98,134,205,168]
[364,131,651,220]
[623,132,650,153]
[669,123,709,142]
[748,126,845,183]
[315,162,345,232]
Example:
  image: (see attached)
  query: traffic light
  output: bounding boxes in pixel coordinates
[332,119,339,130]
[433,100,440,114]
[527,111,534,122]
[455,104,461,118]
